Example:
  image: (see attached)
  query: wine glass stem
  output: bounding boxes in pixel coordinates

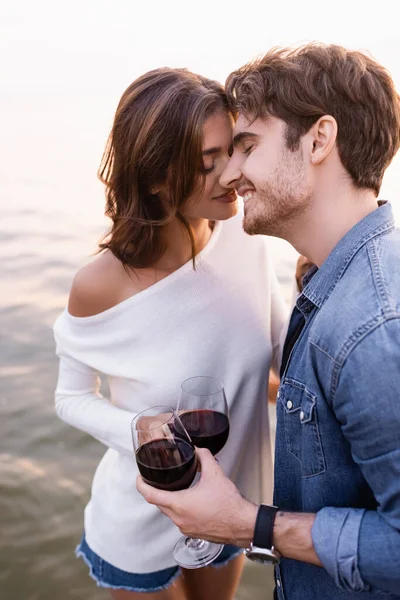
[185,537,206,550]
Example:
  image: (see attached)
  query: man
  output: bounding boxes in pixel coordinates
[138,44,400,599]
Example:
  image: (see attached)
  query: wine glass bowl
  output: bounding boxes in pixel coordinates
[178,376,230,456]
[132,406,197,492]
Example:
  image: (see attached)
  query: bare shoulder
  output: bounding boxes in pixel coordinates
[68,251,127,318]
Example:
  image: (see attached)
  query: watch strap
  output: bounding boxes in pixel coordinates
[253,504,278,549]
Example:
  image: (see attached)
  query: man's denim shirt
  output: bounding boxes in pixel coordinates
[274,203,400,600]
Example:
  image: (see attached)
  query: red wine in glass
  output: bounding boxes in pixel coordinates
[132,405,198,493]
[136,437,197,491]
[180,409,229,456]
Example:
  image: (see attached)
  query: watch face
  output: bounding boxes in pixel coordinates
[245,547,280,565]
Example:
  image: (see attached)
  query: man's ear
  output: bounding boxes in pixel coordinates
[309,116,337,165]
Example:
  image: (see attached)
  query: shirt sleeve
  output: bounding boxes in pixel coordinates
[312,318,400,595]
[54,350,135,456]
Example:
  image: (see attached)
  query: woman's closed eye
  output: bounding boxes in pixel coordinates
[202,163,216,175]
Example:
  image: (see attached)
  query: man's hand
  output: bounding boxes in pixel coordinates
[137,447,258,547]
[137,447,323,565]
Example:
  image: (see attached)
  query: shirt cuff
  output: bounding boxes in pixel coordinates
[312,507,369,593]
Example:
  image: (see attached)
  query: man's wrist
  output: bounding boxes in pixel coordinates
[232,499,258,547]
[244,505,281,565]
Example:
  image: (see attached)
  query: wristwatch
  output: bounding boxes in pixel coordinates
[244,504,281,565]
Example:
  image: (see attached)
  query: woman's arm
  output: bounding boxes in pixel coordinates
[55,352,135,456]
[268,371,280,403]
[54,257,137,456]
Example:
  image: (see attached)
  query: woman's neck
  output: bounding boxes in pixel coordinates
[154,217,213,272]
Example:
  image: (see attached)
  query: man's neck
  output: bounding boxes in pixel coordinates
[286,187,378,267]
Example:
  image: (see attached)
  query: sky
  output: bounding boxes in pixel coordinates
[2,0,400,99]
[1,0,399,222]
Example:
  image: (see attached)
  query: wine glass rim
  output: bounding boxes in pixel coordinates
[181,376,224,396]
[131,405,175,431]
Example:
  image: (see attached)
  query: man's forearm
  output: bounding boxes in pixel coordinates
[237,504,322,567]
[232,505,322,567]
[273,511,322,567]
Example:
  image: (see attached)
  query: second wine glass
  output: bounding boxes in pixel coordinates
[178,376,230,456]
[173,376,230,569]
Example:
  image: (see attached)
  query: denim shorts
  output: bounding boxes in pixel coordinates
[76,533,243,593]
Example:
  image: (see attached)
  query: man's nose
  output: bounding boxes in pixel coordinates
[219,157,241,190]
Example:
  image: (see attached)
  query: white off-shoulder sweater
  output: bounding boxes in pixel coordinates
[53,213,289,573]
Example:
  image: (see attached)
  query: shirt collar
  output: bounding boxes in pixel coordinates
[299,201,395,311]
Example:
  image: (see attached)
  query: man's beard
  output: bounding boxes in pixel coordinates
[243,149,312,238]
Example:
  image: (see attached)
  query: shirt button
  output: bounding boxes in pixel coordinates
[277,579,281,587]
[286,400,293,409]
[300,411,305,421]
[277,391,280,399]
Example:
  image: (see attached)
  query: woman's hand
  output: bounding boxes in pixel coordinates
[135,412,174,444]
[268,371,280,403]
[295,255,314,292]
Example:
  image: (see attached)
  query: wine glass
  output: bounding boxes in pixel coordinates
[132,406,198,492]
[173,376,230,569]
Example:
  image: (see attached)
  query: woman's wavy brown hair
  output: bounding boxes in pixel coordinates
[98,68,229,268]
[226,43,400,196]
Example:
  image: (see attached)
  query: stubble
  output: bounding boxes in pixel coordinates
[243,148,312,238]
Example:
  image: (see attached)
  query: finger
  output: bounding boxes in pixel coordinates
[196,447,222,479]
[136,475,174,507]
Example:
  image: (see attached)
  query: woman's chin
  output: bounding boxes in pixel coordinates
[211,201,239,221]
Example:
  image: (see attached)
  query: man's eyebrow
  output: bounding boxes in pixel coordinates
[202,146,221,156]
[232,132,259,146]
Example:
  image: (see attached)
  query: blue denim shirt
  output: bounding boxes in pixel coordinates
[274,203,400,600]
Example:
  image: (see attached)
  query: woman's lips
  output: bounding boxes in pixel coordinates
[213,191,237,204]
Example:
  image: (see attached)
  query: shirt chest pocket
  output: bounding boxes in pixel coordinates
[279,379,326,478]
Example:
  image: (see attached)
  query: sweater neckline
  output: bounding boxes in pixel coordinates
[66,219,223,324]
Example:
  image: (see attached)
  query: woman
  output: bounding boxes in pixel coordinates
[53,67,288,600]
